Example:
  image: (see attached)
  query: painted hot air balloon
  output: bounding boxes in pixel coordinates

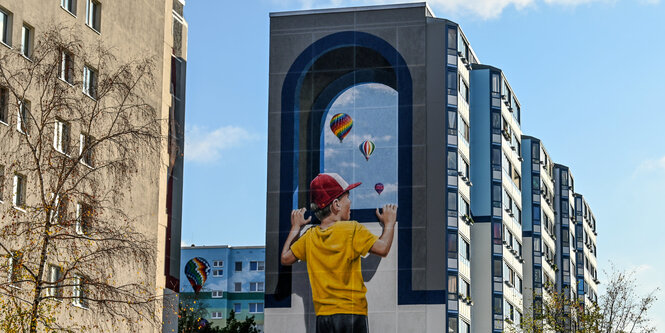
[359,140,375,161]
[330,113,353,142]
[184,257,211,293]
[375,183,384,195]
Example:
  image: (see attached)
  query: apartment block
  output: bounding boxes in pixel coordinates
[469,65,525,332]
[0,1,187,331]
[180,245,265,331]
[265,3,598,333]
[521,136,557,330]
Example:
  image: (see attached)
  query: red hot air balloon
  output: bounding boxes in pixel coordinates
[359,140,375,161]
[375,183,384,195]
[329,113,353,143]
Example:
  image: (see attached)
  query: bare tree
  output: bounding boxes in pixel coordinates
[0,26,164,332]
[512,266,658,333]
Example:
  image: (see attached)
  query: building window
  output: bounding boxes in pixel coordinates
[249,303,264,313]
[233,303,241,313]
[211,311,223,319]
[447,70,457,96]
[46,264,63,298]
[212,269,223,277]
[459,76,469,103]
[249,261,264,271]
[61,0,77,15]
[0,165,4,202]
[234,261,242,272]
[17,99,30,134]
[72,275,88,308]
[51,194,68,224]
[447,232,457,259]
[82,65,97,98]
[448,316,458,333]
[211,290,223,298]
[460,117,470,143]
[85,0,101,32]
[0,8,12,46]
[79,133,94,167]
[13,173,27,208]
[0,86,8,124]
[491,73,501,98]
[447,110,457,135]
[212,260,223,267]
[249,282,264,292]
[7,251,21,284]
[53,119,71,154]
[460,279,470,299]
[460,237,470,260]
[59,50,75,84]
[21,24,32,58]
[234,282,241,292]
[76,202,92,235]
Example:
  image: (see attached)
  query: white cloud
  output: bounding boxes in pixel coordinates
[185,125,258,163]
[636,156,665,172]
[276,0,624,20]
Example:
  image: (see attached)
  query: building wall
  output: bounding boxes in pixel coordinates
[180,246,266,330]
[0,1,187,331]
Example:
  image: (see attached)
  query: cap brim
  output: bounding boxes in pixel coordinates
[345,182,362,192]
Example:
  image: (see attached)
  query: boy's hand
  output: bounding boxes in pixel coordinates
[376,204,397,227]
[291,208,311,229]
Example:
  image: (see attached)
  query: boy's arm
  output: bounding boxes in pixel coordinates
[370,204,397,257]
[280,208,311,266]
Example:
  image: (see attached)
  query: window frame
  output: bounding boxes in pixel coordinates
[17,99,30,134]
[79,133,94,167]
[13,173,27,209]
[211,290,223,298]
[0,86,8,124]
[61,0,77,16]
[234,261,242,272]
[72,274,88,308]
[233,303,241,313]
[76,202,92,235]
[234,282,241,292]
[249,260,265,271]
[59,50,75,84]
[0,7,12,46]
[20,23,33,59]
[45,264,64,299]
[212,269,223,277]
[85,0,101,32]
[82,65,97,98]
[54,118,71,155]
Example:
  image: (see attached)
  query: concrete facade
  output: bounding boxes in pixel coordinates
[0,0,187,331]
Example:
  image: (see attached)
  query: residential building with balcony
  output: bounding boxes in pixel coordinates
[469,65,525,332]
[520,136,557,331]
[573,194,599,305]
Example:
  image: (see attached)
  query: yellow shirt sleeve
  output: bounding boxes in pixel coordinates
[290,230,308,261]
[352,222,378,257]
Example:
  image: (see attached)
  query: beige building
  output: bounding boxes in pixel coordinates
[0,0,187,331]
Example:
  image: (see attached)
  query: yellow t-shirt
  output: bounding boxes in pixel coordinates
[290,221,378,316]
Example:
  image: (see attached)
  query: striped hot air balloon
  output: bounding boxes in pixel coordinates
[184,257,211,293]
[329,113,353,143]
[359,140,375,161]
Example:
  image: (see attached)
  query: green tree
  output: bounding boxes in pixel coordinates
[510,266,658,333]
[219,310,259,333]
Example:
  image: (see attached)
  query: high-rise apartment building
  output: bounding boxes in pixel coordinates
[469,65,525,332]
[266,3,598,332]
[180,245,266,331]
[521,136,557,330]
[0,1,187,331]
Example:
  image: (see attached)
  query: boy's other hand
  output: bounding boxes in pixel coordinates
[291,208,311,229]
[376,204,397,227]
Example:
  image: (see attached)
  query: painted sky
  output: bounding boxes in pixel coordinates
[181,0,665,327]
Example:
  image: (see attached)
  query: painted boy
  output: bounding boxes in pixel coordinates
[281,173,397,333]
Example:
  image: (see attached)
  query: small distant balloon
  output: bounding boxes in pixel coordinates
[359,140,375,161]
[330,113,353,142]
[375,183,384,195]
[184,257,211,294]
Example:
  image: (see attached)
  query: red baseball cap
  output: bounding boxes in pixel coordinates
[310,173,361,209]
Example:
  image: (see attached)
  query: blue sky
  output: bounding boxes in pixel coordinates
[181,0,665,326]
